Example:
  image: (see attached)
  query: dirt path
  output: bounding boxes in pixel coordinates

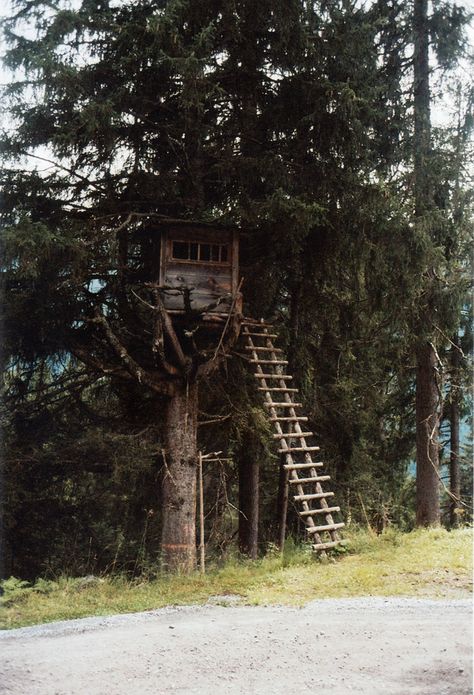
[0,598,472,695]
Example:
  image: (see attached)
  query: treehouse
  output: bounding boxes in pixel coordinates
[159,223,241,317]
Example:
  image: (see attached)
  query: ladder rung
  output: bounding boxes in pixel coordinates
[284,462,323,470]
[250,359,288,365]
[258,387,299,392]
[245,346,283,352]
[312,539,348,551]
[255,373,292,380]
[302,505,340,515]
[264,402,302,408]
[272,416,308,422]
[242,320,273,327]
[306,522,345,534]
[289,475,331,484]
[294,492,334,502]
[245,332,279,338]
[273,431,313,438]
[278,445,320,453]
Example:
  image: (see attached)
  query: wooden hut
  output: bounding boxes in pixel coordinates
[159,223,240,315]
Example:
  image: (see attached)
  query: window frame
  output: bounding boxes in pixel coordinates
[169,239,231,266]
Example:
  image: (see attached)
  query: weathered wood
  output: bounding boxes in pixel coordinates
[273,431,313,438]
[278,445,320,453]
[293,491,334,502]
[270,416,308,422]
[244,346,284,353]
[312,540,348,551]
[242,321,345,556]
[306,522,345,534]
[289,475,331,484]
[303,506,340,516]
[258,387,299,392]
[264,402,302,408]
[198,451,205,573]
[160,225,239,313]
[284,461,324,470]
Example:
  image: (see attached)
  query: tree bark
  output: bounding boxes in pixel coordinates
[413,0,440,527]
[161,380,198,572]
[449,337,461,527]
[413,0,431,218]
[275,457,289,550]
[415,341,440,526]
[238,445,259,559]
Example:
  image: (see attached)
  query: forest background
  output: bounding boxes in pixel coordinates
[0,0,473,581]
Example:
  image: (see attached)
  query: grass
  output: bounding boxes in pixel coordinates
[0,527,471,630]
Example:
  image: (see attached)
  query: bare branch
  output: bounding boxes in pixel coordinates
[91,309,175,395]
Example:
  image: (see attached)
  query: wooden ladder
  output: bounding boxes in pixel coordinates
[241,319,347,554]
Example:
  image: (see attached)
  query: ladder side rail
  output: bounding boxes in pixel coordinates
[244,329,324,544]
[262,333,340,542]
[242,323,344,551]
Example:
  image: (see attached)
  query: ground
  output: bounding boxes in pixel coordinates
[0,597,471,695]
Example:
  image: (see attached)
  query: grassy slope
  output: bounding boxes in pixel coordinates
[1,527,472,630]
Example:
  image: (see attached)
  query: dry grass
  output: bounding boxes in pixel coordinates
[1,527,471,630]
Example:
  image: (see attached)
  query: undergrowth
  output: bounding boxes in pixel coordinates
[1,527,471,630]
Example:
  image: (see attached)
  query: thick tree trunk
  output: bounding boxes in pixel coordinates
[415,342,440,526]
[161,381,198,572]
[413,0,431,217]
[413,0,440,527]
[238,449,259,559]
[449,337,461,527]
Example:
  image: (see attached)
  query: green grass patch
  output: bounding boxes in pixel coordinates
[1,527,471,630]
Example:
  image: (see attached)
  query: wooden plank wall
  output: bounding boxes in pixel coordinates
[160,227,238,312]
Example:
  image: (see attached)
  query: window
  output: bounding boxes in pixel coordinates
[171,240,229,264]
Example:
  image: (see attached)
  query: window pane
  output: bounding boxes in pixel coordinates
[220,245,228,262]
[172,241,189,259]
[199,244,211,261]
[190,243,198,260]
[211,244,220,261]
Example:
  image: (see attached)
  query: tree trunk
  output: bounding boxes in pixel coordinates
[238,448,259,559]
[449,337,461,527]
[415,341,440,526]
[275,458,289,550]
[413,0,431,218]
[413,0,440,527]
[161,381,198,572]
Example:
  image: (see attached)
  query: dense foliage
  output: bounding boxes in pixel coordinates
[1,0,472,578]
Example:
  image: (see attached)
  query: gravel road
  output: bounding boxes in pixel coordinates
[0,597,472,695]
